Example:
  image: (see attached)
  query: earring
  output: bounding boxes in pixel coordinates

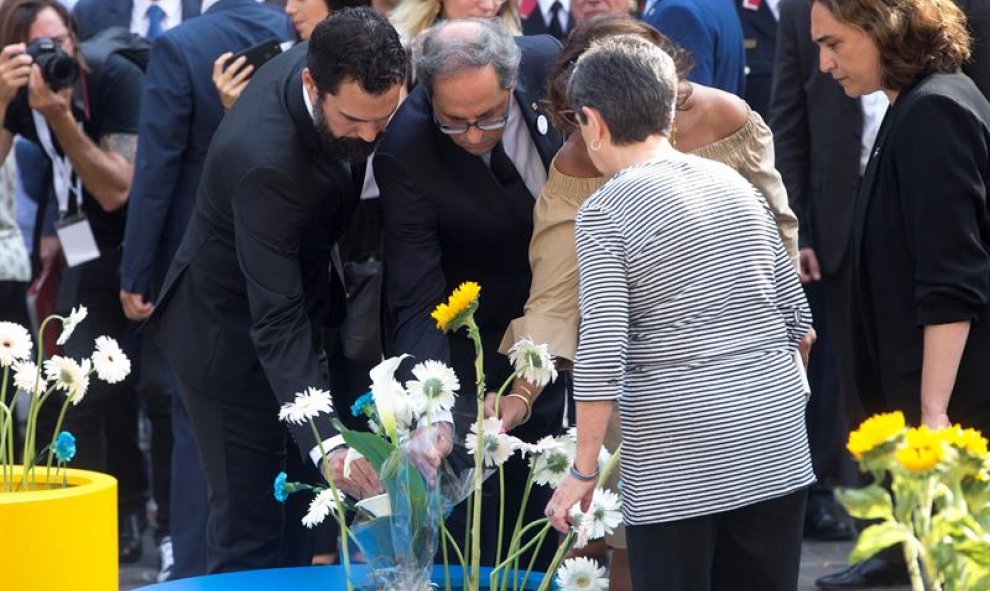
[590,139,602,152]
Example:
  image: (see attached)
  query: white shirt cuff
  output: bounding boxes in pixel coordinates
[430,410,453,425]
[309,435,346,468]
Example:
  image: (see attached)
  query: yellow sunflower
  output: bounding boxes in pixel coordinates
[938,424,989,460]
[895,425,944,473]
[847,411,906,459]
[431,281,481,332]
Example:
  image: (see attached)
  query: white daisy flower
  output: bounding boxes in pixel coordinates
[465,417,520,468]
[279,387,334,425]
[531,434,575,488]
[406,359,459,416]
[555,557,608,591]
[0,322,32,368]
[301,488,338,528]
[57,306,88,346]
[91,336,131,384]
[569,488,623,542]
[44,356,91,405]
[507,337,558,387]
[12,360,46,395]
[517,435,562,459]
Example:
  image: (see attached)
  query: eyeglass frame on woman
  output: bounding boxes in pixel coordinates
[432,99,512,135]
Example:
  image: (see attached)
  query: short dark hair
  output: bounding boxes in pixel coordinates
[414,19,521,97]
[326,0,371,13]
[306,7,406,96]
[813,0,970,91]
[0,0,78,50]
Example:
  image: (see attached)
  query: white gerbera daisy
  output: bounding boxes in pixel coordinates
[555,557,608,591]
[301,488,338,528]
[44,356,91,405]
[570,488,623,542]
[531,434,575,488]
[91,336,131,384]
[0,322,32,367]
[517,435,561,459]
[466,417,519,468]
[507,337,558,387]
[12,360,46,395]
[406,360,459,416]
[279,387,334,425]
[57,306,88,346]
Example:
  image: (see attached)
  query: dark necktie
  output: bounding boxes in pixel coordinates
[146,4,165,40]
[490,141,536,222]
[547,1,565,40]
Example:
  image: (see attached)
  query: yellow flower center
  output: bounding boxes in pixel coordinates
[895,425,943,473]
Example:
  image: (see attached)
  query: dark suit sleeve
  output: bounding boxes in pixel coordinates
[375,151,450,372]
[121,36,192,296]
[231,167,337,444]
[646,2,715,86]
[767,0,812,249]
[71,0,100,41]
[893,94,990,325]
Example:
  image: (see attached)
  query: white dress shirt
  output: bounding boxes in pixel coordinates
[481,97,548,199]
[860,90,890,175]
[131,0,183,37]
[536,0,570,32]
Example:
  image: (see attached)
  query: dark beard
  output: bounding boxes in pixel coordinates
[313,106,380,163]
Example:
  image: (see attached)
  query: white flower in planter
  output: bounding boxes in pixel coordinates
[91,336,131,384]
[507,337,558,387]
[466,417,519,468]
[12,360,46,395]
[570,488,623,542]
[279,387,334,425]
[302,488,339,528]
[406,360,459,416]
[530,435,575,488]
[44,356,91,405]
[555,556,608,591]
[57,305,88,346]
[0,321,32,367]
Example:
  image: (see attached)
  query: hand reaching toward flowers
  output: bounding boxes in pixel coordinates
[484,391,528,431]
[546,473,596,534]
[325,447,383,499]
[406,421,454,485]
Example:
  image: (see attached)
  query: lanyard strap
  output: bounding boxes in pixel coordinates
[31,110,82,215]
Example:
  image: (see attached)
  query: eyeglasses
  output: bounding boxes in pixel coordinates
[434,101,511,135]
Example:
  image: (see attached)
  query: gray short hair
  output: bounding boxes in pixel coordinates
[413,19,522,95]
[567,35,677,144]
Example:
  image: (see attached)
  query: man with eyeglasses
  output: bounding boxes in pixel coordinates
[375,18,564,568]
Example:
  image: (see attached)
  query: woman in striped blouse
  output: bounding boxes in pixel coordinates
[544,36,815,591]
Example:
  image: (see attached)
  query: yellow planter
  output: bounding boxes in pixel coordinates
[0,468,117,591]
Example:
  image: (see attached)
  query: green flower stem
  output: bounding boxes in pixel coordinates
[44,397,74,485]
[309,420,354,591]
[440,519,454,591]
[466,317,485,591]
[489,520,552,591]
[901,538,926,591]
[598,443,621,486]
[0,403,11,490]
[534,530,575,591]
[518,522,553,590]
[441,520,468,576]
[492,370,520,416]
[504,469,537,591]
[497,464,506,567]
[20,385,58,490]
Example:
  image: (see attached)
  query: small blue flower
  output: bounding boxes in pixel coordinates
[273,471,288,503]
[55,431,76,463]
[350,391,375,418]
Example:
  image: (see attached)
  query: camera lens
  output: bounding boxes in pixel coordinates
[25,38,79,91]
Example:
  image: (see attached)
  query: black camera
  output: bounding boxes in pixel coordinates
[25,37,79,91]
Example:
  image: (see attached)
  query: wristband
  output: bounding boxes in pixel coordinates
[569,464,599,482]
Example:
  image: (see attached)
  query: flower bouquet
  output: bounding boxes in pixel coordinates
[0,306,131,491]
[275,282,624,591]
[837,411,990,591]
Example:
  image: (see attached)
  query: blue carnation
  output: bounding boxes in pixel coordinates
[350,391,375,418]
[54,431,76,463]
[273,471,288,503]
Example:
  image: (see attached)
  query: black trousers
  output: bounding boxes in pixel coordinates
[626,487,808,591]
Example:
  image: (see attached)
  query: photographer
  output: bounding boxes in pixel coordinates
[0,0,148,566]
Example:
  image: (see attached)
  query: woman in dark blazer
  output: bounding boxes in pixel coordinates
[810,0,990,431]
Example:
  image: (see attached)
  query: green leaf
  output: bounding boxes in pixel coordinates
[836,484,895,521]
[849,522,914,564]
[340,427,396,474]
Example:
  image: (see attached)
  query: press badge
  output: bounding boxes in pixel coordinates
[55,214,100,267]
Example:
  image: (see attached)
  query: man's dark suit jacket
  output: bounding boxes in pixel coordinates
[121,0,291,300]
[852,72,990,428]
[521,8,572,42]
[151,42,360,450]
[375,35,564,441]
[73,0,202,39]
[737,0,777,118]
[768,0,862,276]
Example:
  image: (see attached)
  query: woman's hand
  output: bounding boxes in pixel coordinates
[922,411,952,430]
[545,474,596,534]
[212,52,254,112]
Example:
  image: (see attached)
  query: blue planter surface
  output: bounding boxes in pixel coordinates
[135,565,555,590]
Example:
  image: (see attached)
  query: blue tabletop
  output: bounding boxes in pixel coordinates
[135,565,552,590]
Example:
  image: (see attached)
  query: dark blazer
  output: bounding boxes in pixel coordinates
[73,0,202,40]
[521,6,573,42]
[121,0,291,299]
[852,72,990,428]
[375,35,564,440]
[150,42,361,449]
[768,0,862,275]
[736,0,776,118]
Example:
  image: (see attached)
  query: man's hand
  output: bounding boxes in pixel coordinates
[120,290,154,321]
[212,53,253,112]
[798,248,821,284]
[799,327,817,368]
[484,391,529,432]
[27,64,72,120]
[406,422,454,485]
[324,447,383,500]
[0,44,31,107]
[39,235,61,268]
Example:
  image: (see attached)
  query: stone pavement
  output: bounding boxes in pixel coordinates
[121,535,912,591]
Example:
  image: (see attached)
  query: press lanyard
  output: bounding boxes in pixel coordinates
[31,110,83,215]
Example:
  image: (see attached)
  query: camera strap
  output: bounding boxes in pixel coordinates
[31,110,82,215]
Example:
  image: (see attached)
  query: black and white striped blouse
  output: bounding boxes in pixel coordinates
[573,152,815,526]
